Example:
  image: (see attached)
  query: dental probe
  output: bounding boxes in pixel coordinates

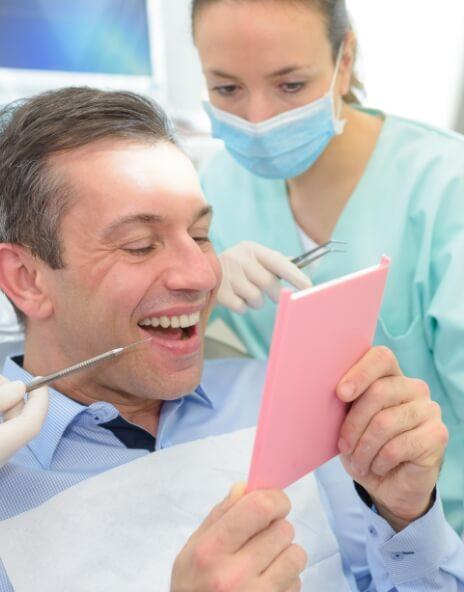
[25,337,151,393]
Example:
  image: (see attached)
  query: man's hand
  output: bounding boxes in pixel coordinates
[0,377,49,467]
[336,347,448,531]
[170,484,307,592]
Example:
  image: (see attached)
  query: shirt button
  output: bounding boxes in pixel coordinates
[368,525,378,537]
[391,552,403,561]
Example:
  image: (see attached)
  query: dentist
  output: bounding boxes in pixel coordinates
[193,0,464,533]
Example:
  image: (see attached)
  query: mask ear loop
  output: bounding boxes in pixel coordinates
[330,42,346,127]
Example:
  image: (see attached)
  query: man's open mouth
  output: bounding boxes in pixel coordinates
[138,312,200,342]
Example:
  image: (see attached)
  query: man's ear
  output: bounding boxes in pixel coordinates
[0,244,53,320]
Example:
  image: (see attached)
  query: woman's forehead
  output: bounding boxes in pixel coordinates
[195,1,330,69]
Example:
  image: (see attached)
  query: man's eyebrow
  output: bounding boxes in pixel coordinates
[102,206,213,240]
[102,214,165,240]
[193,205,213,223]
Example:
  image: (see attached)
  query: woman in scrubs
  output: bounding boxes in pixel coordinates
[192,0,464,532]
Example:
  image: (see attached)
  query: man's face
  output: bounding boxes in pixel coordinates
[41,139,221,400]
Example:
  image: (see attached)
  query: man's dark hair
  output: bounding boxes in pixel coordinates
[0,86,176,268]
[0,87,176,319]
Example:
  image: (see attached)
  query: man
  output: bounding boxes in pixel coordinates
[0,87,462,591]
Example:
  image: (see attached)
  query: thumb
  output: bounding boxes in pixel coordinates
[227,481,247,504]
[194,481,248,536]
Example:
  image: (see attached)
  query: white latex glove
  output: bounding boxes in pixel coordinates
[0,377,48,467]
[217,241,312,313]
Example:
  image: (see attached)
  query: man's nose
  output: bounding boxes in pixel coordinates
[163,241,218,293]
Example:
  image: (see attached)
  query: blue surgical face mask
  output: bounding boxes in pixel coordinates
[203,47,346,179]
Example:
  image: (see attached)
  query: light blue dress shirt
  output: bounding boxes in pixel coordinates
[1,355,463,591]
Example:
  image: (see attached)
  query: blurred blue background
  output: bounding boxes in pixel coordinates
[0,0,152,75]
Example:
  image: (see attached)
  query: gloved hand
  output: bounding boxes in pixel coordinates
[0,377,48,467]
[217,241,312,313]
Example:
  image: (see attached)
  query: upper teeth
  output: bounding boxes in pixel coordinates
[139,312,200,329]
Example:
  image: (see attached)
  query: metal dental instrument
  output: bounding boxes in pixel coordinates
[25,337,151,393]
[291,240,347,271]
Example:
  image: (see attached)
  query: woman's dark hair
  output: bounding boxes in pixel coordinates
[191,0,363,103]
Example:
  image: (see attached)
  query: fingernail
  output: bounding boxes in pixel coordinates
[228,482,247,503]
[338,438,349,453]
[338,381,355,401]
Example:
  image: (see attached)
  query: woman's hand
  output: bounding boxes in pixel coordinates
[218,241,312,313]
[0,377,48,467]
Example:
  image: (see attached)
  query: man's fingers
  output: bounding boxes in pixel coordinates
[370,417,448,478]
[0,380,26,413]
[192,482,247,538]
[337,347,402,403]
[236,518,295,575]
[257,543,307,591]
[338,376,430,455]
[206,489,291,555]
[228,482,247,504]
[347,399,436,478]
[191,482,247,539]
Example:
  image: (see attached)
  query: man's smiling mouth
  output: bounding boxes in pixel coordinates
[138,312,200,342]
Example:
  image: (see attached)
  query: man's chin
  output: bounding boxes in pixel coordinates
[137,358,205,401]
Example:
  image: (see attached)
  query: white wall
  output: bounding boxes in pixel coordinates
[161,0,206,118]
[161,0,464,130]
[348,0,464,129]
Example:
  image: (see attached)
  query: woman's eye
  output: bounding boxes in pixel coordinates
[280,81,306,93]
[212,84,239,97]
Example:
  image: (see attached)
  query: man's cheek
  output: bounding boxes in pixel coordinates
[210,252,223,288]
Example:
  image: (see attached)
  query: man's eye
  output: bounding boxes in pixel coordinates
[122,245,155,256]
[212,84,239,97]
[193,236,211,244]
[280,81,306,93]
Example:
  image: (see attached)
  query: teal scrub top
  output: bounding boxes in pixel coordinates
[200,111,464,533]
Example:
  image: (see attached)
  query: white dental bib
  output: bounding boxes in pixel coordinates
[0,428,350,591]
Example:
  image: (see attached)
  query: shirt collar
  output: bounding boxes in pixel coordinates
[2,355,214,467]
[190,385,214,408]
